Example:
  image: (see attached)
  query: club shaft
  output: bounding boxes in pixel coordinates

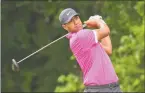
[17,34,68,63]
[17,24,86,64]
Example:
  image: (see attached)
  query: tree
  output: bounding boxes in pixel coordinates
[1,1,144,92]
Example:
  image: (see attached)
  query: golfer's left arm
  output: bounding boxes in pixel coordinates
[100,35,112,56]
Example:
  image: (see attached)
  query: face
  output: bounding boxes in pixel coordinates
[62,15,83,32]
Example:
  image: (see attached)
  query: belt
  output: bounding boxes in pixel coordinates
[85,82,119,89]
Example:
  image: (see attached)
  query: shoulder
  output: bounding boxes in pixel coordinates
[78,29,93,34]
[77,29,93,37]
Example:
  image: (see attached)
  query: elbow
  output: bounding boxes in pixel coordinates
[104,25,110,36]
[107,26,110,36]
[106,47,112,56]
[107,49,112,56]
[108,51,112,56]
[107,31,110,37]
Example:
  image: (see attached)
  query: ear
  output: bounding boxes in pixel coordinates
[62,24,68,31]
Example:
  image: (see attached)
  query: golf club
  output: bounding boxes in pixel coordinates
[12,24,87,72]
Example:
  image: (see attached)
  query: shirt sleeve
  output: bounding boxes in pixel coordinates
[92,30,98,43]
[77,29,98,49]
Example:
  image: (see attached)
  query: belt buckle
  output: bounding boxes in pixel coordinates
[108,83,114,89]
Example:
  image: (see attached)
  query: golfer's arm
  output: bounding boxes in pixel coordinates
[95,22,110,41]
[94,22,112,55]
[100,35,112,56]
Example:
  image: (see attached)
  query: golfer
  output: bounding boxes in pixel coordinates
[59,8,122,92]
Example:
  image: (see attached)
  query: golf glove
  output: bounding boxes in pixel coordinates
[89,15,106,24]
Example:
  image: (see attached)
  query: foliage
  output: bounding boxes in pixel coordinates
[55,73,84,92]
[1,1,144,92]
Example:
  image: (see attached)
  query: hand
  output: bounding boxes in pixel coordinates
[84,15,103,28]
[93,15,106,24]
[90,15,102,20]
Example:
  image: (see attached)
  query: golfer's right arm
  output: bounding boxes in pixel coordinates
[84,19,110,41]
[95,22,110,41]
[84,18,112,55]
[96,22,112,55]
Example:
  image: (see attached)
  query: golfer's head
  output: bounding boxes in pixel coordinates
[59,8,83,32]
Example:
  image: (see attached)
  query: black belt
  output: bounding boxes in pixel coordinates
[85,82,119,89]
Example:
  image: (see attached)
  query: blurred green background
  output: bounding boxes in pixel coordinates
[1,1,144,92]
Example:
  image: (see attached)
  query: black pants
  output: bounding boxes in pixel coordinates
[84,82,122,92]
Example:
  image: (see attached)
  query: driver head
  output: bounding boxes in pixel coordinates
[12,59,19,72]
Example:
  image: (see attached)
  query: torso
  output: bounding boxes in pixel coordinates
[67,29,118,86]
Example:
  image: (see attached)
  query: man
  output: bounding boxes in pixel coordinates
[59,8,122,92]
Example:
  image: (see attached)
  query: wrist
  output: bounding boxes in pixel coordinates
[93,15,106,26]
[96,20,105,29]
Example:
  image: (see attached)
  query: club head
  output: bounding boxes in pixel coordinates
[12,59,19,72]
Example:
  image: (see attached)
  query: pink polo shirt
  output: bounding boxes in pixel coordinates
[66,29,118,86]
